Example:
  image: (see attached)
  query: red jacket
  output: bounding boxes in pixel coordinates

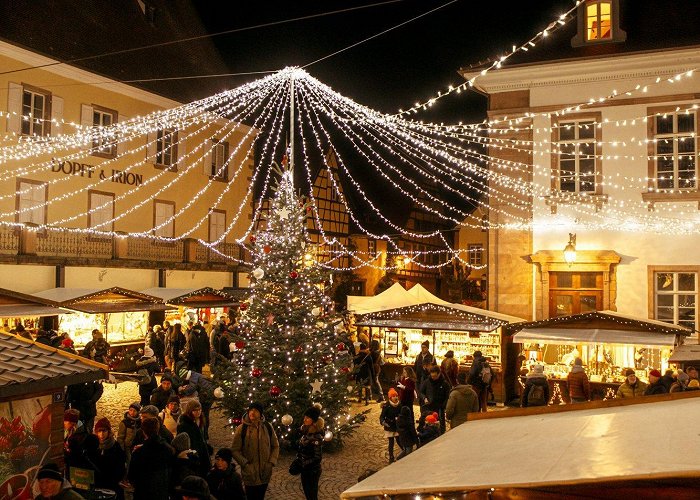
[567,367,590,400]
[398,377,415,406]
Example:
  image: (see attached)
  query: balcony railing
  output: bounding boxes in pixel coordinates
[0,224,240,266]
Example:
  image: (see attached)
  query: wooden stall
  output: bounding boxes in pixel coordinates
[0,288,71,333]
[141,287,238,327]
[0,332,107,497]
[507,311,691,404]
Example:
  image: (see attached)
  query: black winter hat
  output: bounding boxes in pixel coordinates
[304,406,321,422]
[214,447,233,463]
[175,475,212,499]
[247,401,264,414]
[37,463,63,482]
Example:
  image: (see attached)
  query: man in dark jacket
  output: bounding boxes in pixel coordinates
[129,405,174,451]
[468,350,491,412]
[207,448,246,500]
[150,374,175,411]
[65,380,104,433]
[128,417,174,500]
[644,369,668,395]
[418,366,451,434]
[413,340,434,390]
[187,322,210,373]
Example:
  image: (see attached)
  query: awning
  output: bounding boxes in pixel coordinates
[33,287,167,313]
[669,344,700,363]
[514,327,676,347]
[140,287,238,308]
[0,287,72,318]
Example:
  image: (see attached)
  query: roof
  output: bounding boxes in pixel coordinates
[0,332,107,399]
[461,0,700,74]
[0,288,71,318]
[33,287,167,314]
[341,394,700,498]
[669,343,700,363]
[140,287,238,307]
[347,282,419,314]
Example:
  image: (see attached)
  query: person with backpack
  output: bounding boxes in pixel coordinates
[418,365,451,434]
[467,350,492,412]
[521,364,550,407]
[231,401,279,500]
[445,371,479,429]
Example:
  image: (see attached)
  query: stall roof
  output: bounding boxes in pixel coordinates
[669,343,700,363]
[354,302,508,332]
[0,332,107,398]
[33,287,167,313]
[347,283,420,314]
[514,327,677,347]
[140,287,238,307]
[341,396,700,498]
[0,288,72,318]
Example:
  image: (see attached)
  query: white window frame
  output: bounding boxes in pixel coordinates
[586,0,613,41]
[210,139,229,179]
[156,129,178,169]
[208,209,226,242]
[468,244,484,266]
[556,119,598,194]
[653,111,697,191]
[367,239,376,258]
[153,200,175,238]
[88,190,115,233]
[654,270,698,332]
[16,178,47,225]
[92,107,117,157]
[21,86,50,137]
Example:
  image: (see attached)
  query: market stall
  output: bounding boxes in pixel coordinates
[0,332,108,496]
[0,288,71,333]
[340,392,700,499]
[141,287,238,327]
[508,311,691,403]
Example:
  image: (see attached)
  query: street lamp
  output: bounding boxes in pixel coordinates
[564,233,577,266]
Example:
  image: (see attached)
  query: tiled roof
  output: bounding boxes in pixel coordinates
[0,333,107,398]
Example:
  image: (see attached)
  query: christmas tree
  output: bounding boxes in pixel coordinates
[214,162,361,447]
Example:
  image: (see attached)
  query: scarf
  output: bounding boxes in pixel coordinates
[99,435,116,452]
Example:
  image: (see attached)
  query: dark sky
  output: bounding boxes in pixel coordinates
[194,0,574,124]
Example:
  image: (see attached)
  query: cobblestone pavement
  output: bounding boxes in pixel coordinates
[97,380,393,500]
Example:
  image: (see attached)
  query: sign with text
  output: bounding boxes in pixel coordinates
[52,159,144,186]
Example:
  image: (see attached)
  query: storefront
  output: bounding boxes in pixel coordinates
[508,311,690,402]
[141,287,238,327]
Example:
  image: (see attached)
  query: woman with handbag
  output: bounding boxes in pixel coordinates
[295,407,324,500]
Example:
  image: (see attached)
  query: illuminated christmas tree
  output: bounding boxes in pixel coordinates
[213,162,361,447]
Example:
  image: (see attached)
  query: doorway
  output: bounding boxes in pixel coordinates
[549,272,604,317]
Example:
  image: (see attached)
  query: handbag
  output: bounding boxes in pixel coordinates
[288,457,303,476]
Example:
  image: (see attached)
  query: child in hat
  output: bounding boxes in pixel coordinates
[379,388,402,462]
[418,412,440,447]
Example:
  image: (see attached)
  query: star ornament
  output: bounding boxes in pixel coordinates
[277,208,291,219]
[310,378,323,394]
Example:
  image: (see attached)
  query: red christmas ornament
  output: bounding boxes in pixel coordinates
[341,366,350,373]
[249,235,256,243]
[294,345,303,353]
[231,417,242,426]
[336,342,346,352]
[240,303,248,311]
[269,386,281,398]
[252,368,262,378]
[263,245,272,254]
[234,340,246,350]
[289,271,299,279]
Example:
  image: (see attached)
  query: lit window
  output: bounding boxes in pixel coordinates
[17,179,47,225]
[367,239,376,258]
[468,244,483,266]
[556,120,597,193]
[210,139,229,179]
[92,108,117,156]
[654,112,696,190]
[21,88,49,137]
[156,129,177,168]
[655,271,697,331]
[586,1,612,41]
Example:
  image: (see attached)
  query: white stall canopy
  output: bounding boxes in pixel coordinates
[514,327,677,347]
[0,288,72,318]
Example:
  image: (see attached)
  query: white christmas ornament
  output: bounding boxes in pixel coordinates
[214,387,225,399]
[346,385,354,393]
[311,307,321,317]
[252,268,264,280]
[323,431,333,442]
[281,414,293,426]
[277,207,290,219]
[310,379,323,394]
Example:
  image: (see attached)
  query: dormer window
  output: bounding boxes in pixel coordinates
[572,0,625,47]
[586,1,612,41]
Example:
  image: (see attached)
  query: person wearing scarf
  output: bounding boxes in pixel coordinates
[379,389,402,462]
[159,395,182,435]
[297,407,325,500]
[94,417,127,500]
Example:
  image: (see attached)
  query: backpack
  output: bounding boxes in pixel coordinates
[527,383,546,406]
[241,421,274,451]
[480,362,492,385]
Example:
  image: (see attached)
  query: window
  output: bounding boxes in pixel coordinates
[556,119,597,193]
[21,86,50,137]
[153,200,175,238]
[208,210,226,242]
[653,111,696,190]
[88,191,115,232]
[16,179,47,225]
[586,1,612,41]
[367,239,377,258]
[468,244,483,266]
[655,271,697,331]
[210,139,229,180]
[156,129,178,169]
[92,107,117,157]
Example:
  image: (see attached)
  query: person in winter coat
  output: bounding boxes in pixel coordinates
[413,340,435,390]
[128,417,174,500]
[468,351,490,412]
[82,329,110,364]
[353,343,373,404]
[445,371,479,429]
[644,369,668,395]
[567,357,591,403]
[171,432,201,493]
[395,405,418,460]
[63,409,88,476]
[521,364,550,407]
[177,400,211,476]
[616,368,648,399]
[418,366,451,434]
[147,324,166,370]
[396,366,417,419]
[218,327,234,362]
[660,369,675,393]
[167,322,187,365]
[440,351,459,388]
[231,402,279,500]
[670,369,690,393]
[379,389,402,462]
[129,405,174,451]
[150,374,176,411]
[159,395,181,436]
[187,322,211,373]
[417,413,440,446]
[297,406,324,500]
[207,447,247,500]
[117,402,141,463]
[93,417,127,500]
[35,462,84,500]
[177,366,217,439]
[162,321,174,369]
[369,340,385,402]
[136,347,159,406]
[65,380,104,433]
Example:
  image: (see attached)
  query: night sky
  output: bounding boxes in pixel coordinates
[195,0,574,124]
